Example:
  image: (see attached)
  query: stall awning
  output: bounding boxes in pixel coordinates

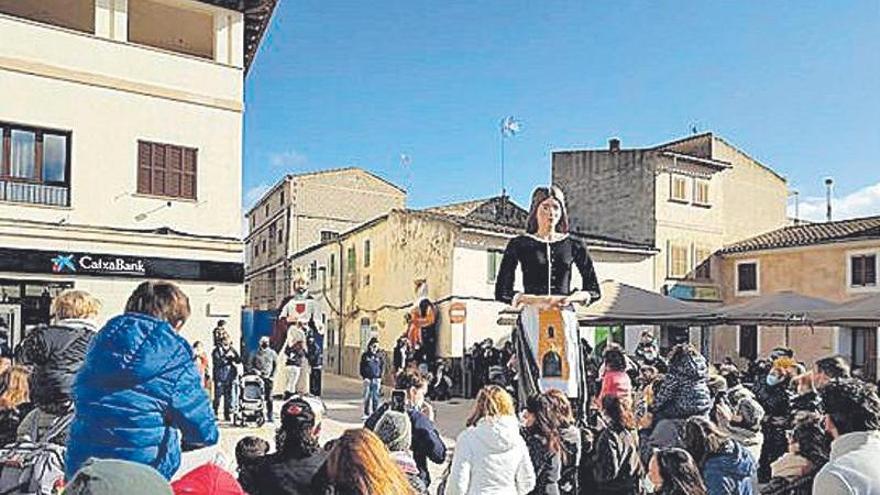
[716,291,838,326]
[810,294,880,326]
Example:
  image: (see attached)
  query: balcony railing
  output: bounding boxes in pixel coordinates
[0,180,70,207]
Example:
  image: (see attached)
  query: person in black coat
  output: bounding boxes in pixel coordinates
[212,336,241,421]
[251,396,328,495]
[755,359,796,483]
[522,394,563,495]
[592,395,643,495]
[15,290,99,416]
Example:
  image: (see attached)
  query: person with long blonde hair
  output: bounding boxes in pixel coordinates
[446,385,535,495]
[0,365,31,445]
[323,428,415,495]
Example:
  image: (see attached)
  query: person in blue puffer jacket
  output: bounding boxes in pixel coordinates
[65,281,219,480]
[683,416,757,495]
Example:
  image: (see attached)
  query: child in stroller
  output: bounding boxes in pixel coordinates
[234,374,267,427]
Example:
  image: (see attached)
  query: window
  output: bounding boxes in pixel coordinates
[278,225,284,244]
[347,247,357,273]
[137,141,196,200]
[364,240,371,268]
[736,261,759,294]
[0,123,70,192]
[329,253,336,278]
[363,274,371,287]
[694,179,710,206]
[851,254,877,288]
[280,190,285,206]
[265,204,269,217]
[668,242,689,279]
[693,246,713,280]
[321,231,339,243]
[487,250,504,283]
[268,223,277,245]
[739,325,758,361]
[309,261,318,281]
[261,238,267,254]
[670,175,688,202]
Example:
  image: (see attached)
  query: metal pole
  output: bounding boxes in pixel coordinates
[500,132,506,197]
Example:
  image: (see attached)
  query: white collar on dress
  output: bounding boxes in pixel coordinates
[525,232,569,243]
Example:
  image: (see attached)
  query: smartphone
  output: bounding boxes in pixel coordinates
[391,390,406,412]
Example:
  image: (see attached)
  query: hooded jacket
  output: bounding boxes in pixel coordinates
[446,415,536,495]
[15,319,97,411]
[651,351,712,420]
[65,313,219,480]
[702,439,757,495]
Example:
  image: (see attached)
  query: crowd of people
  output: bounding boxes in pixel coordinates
[0,280,877,494]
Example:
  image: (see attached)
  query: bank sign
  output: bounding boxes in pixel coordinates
[0,247,242,283]
[51,254,146,276]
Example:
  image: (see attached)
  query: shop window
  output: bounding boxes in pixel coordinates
[137,140,197,200]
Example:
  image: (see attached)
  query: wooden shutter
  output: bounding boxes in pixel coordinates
[137,141,152,194]
[182,147,197,199]
[165,145,182,198]
[151,143,166,196]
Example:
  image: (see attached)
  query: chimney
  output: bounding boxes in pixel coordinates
[825,177,834,222]
[609,138,621,152]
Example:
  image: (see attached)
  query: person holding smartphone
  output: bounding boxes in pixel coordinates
[365,369,446,489]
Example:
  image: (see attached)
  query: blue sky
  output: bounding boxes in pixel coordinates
[243,1,879,221]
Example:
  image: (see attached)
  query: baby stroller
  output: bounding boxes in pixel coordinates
[233,374,267,427]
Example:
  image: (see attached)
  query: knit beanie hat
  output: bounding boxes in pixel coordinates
[65,459,172,495]
[374,410,412,452]
[736,397,765,429]
[171,463,245,495]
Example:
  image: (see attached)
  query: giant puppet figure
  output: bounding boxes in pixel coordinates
[273,268,322,394]
[494,185,601,419]
[406,279,438,368]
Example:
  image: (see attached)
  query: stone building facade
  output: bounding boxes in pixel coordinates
[244,168,405,309]
[553,133,789,300]
[713,216,880,378]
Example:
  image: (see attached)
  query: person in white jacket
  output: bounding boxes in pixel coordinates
[446,385,536,495]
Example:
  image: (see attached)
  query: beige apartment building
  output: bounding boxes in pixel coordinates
[713,216,880,379]
[0,0,275,346]
[288,196,658,377]
[553,133,788,347]
[244,168,406,310]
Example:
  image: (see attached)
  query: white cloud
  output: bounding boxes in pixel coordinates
[244,183,271,209]
[269,149,308,169]
[789,181,880,222]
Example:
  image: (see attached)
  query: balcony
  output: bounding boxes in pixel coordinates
[0,180,69,207]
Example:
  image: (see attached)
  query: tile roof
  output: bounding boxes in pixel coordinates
[721,216,880,254]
